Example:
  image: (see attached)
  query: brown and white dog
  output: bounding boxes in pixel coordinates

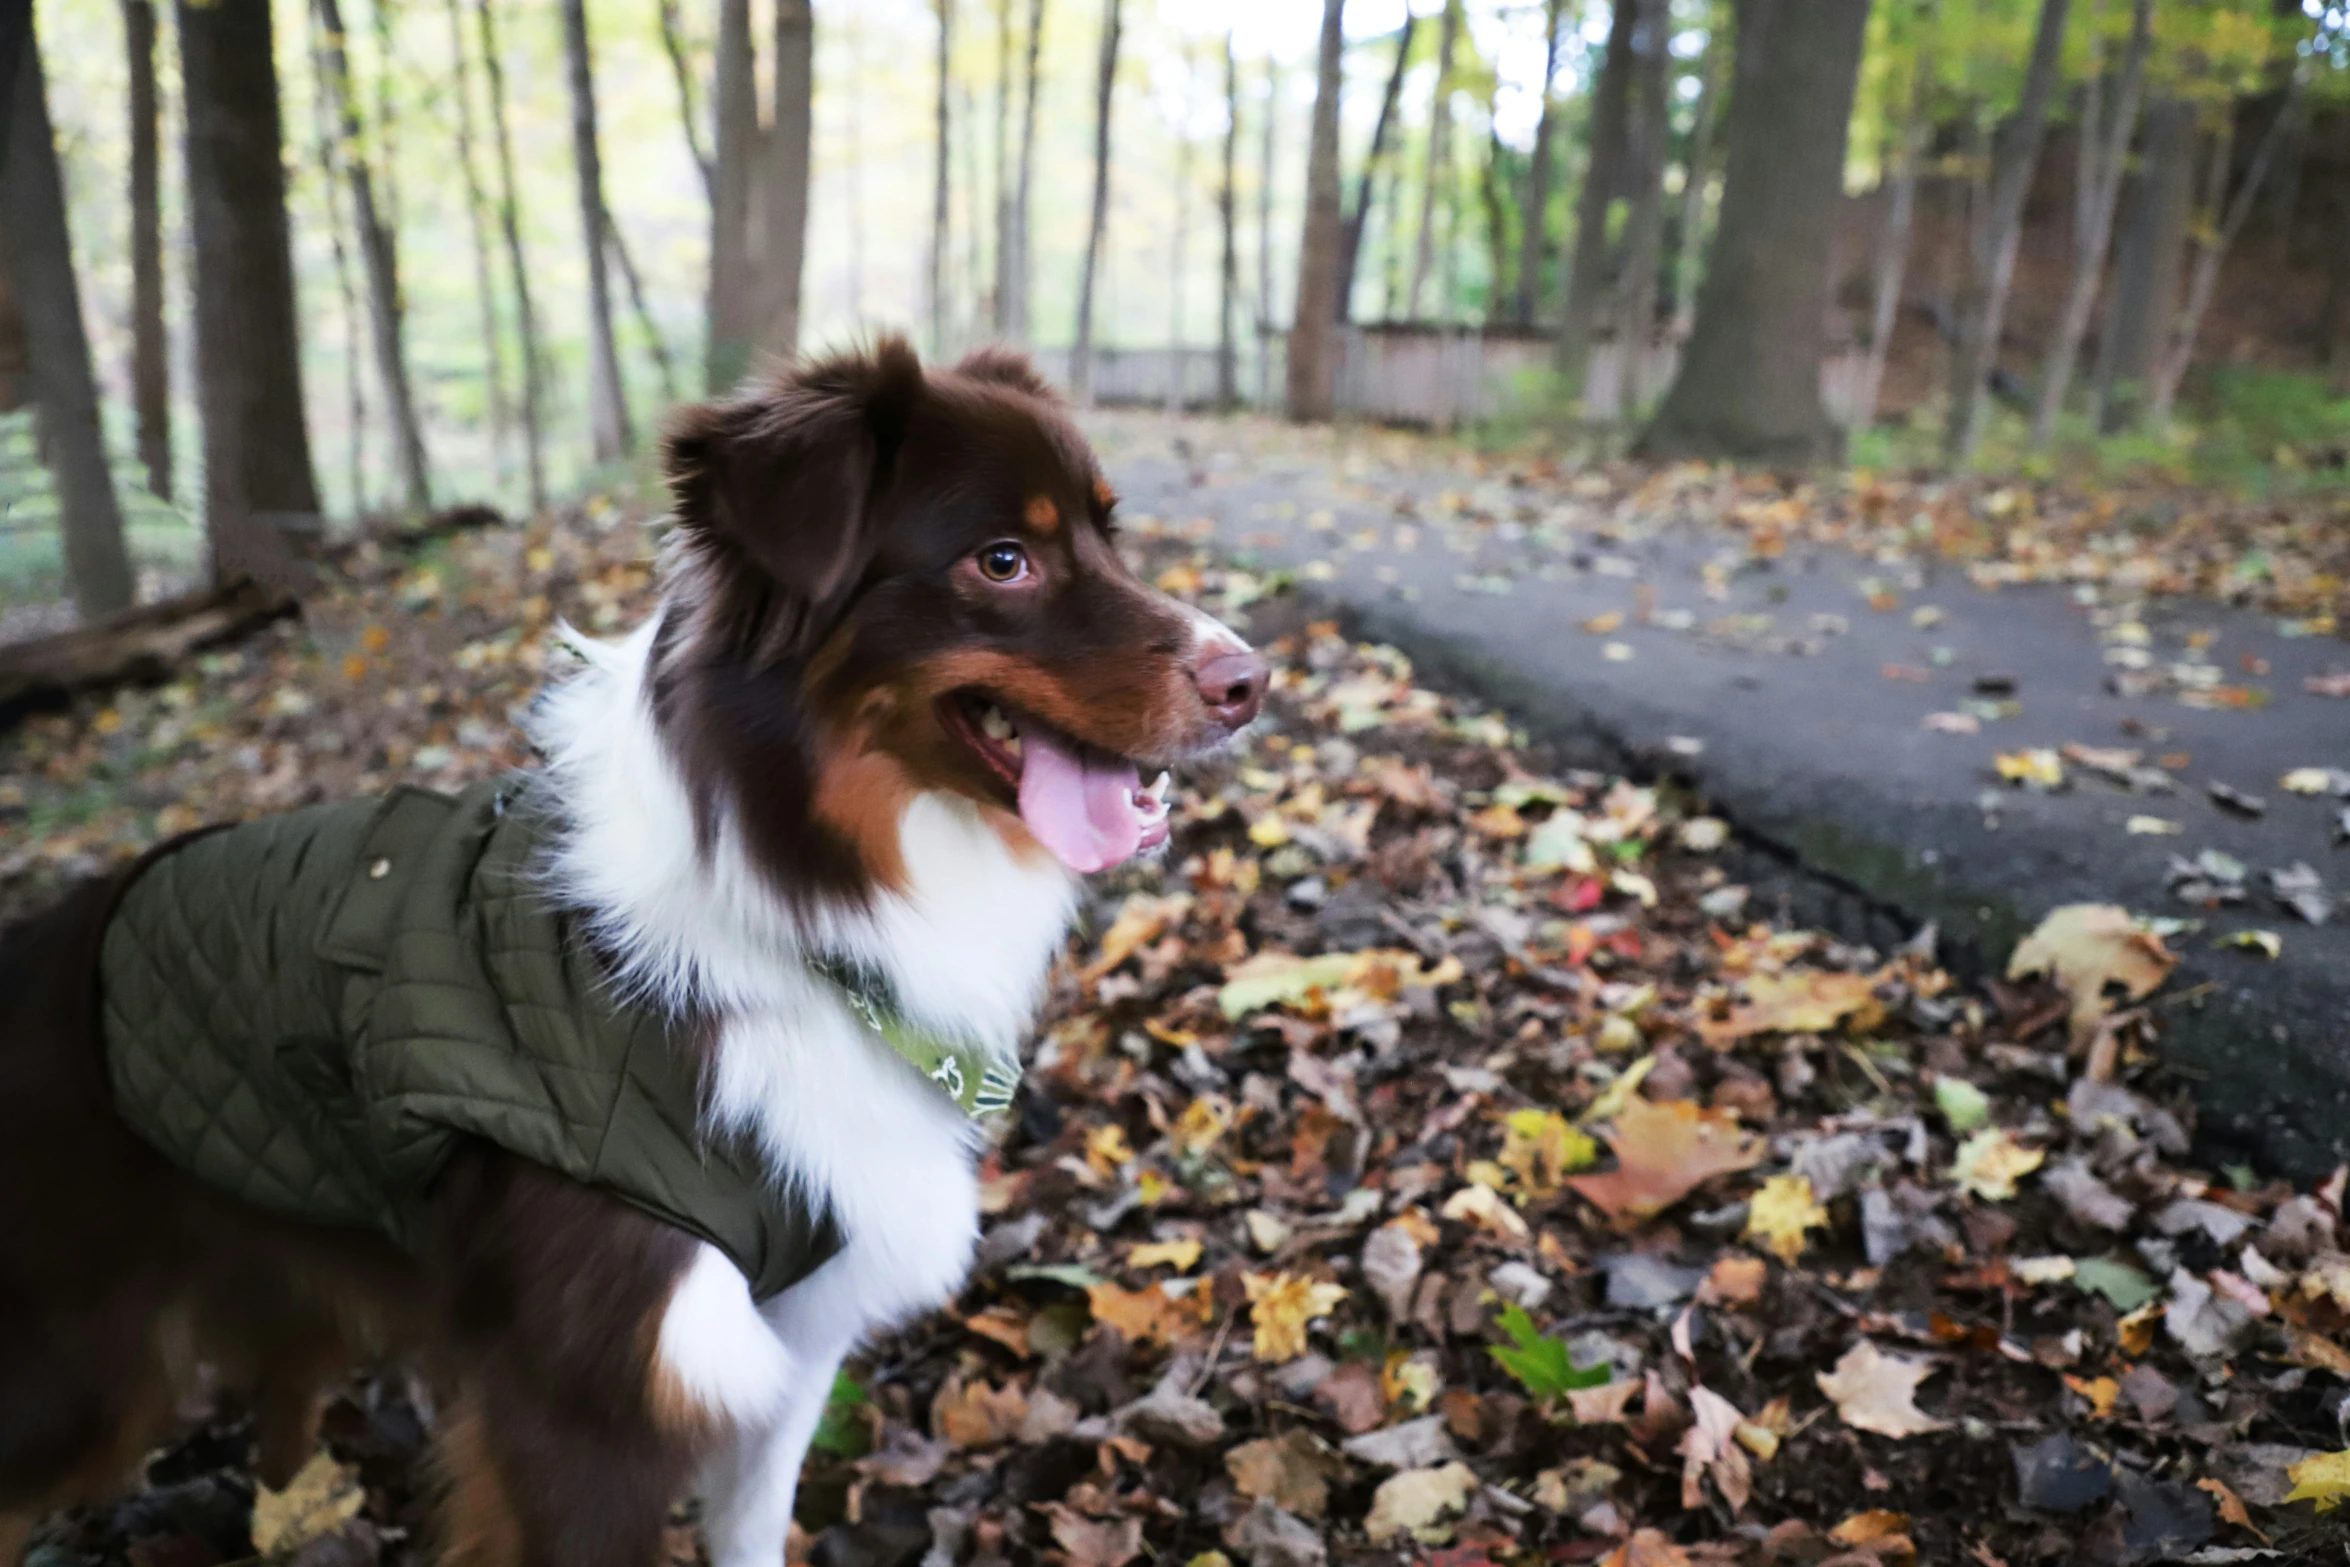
[0,340,1265,1565]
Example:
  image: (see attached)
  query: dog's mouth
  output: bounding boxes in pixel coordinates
[938,693,1171,873]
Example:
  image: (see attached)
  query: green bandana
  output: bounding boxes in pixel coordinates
[817,960,1021,1119]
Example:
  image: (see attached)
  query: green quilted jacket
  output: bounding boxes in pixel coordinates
[98,780,843,1299]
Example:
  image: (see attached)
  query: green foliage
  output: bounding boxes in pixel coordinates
[1488,1302,1609,1403]
[810,1372,871,1460]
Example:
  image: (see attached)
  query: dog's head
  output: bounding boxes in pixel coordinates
[652,338,1266,902]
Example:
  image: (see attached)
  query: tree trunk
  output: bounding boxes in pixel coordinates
[304,14,369,515]
[1944,0,2068,463]
[0,0,28,178]
[606,206,680,405]
[1336,17,1415,325]
[764,0,813,361]
[2149,87,2301,431]
[315,0,431,515]
[1555,0,1634,385]
[369,0,399,236]
[2095,94,2193,431]
[1005,0,1044,343]
[1855,29,1933,430]
[1635,0,1869,463]
[1608,0,1670,407]
[931,0,954,354]
[1480,121,1509,321]
[2031,0,2150,445]
[1670,12,1726,341]
[1166,107,1191,416]
[1218,30,1239,408]
[3,33,136,617]
[706,0,756,391]
[1405,1,1459,323]
[178,0,321,584]
[443,0,510,489]
[476,0,545,510]
[124,0,170,500]
[560,0,630,461]
[1071,0,1121,402]
[991,0,1014,334]
[1285,0,1347,420]
[1255,53,1277,404]
[2320,116,2350,379]
[0,247,27,415]
[1516,0,1565,327]
[656,0,714,199]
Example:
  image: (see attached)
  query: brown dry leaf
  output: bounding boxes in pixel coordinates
[1361,1461,1479,1542]
[1497,1107,1599,1198]
[2064,1374,2120,1417]
[2197,1477,2265,1540]
[1699,968,1885,1047]
[251,1451,367,1557]
[1701,1255,1769,1307]
[1242,1272,1349,1363]
[1681,1385,1753,1511]
[2007,904,2177,1042]
[1225,1431,1341,1520]
[1081,893,1191,982]
[1087,1281,1209,1348]
[1567,1379,1642,1425]
[931,1375,1029,1448]
[1127,1238,1204,1272]
[1815,1341,1949,1439]
[1600,1530,1695,1567]
[1829,1510,1912,1547]
[1567,1098,1767,1225]
[1038,1503,1145,1567]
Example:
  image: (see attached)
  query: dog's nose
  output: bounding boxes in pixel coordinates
[1194,650,1268,729]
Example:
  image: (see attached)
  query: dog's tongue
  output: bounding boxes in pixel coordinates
[1016,720,1145,873]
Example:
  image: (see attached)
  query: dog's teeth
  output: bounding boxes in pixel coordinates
[978,703,1016,742]
[1145,771,1171,802]
[1004,733,1023,758]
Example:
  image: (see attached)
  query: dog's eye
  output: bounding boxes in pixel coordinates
[977,543,1029,583]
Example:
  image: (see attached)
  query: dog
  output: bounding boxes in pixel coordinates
[0,339,1267,1566]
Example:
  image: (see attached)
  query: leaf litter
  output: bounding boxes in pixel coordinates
[4,500,2350,1563]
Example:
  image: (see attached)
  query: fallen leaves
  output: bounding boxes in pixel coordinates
[2006,903,2177,1042]
[1226,1432,1341,1519]
[1242,1273,1348,1363]
[1567,1097,1767,1225]
[1487,1302,1609,1403]
[1744,1174,1830,1263]
[1950,1128,2045,1202]
[1699,968,1885,1047]
[250,1451,367,1557]
[1815,1342,1950,1439]
[1361,1462,1479,1541]
[2285,1449,2350,1512]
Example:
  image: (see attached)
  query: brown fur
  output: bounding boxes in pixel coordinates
[0,342,1258,1566]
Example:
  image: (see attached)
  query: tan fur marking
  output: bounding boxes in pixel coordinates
[436,1400,527,1567]
[810,737,922,894]
[1024,495,1060,533]
[1093,476,1117,510]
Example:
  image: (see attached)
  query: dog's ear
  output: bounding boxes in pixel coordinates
[953,346,1059,402]
[663,338,925,652]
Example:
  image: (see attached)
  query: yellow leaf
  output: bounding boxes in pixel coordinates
[1582,610,1625,635]
[1087,1281,1210,1348]
[1699,968,1885,1047]
[1128,1238,1203,1272]
[1996,748,2065,787]
[1086,1123,1135,1177]
[2008,904,2176,1043]
[1498,1108,1598,1199]
[2064,1375,2119,1417]
[1173,1095,1232,1157]
[1082,893,1192,981]
[2282,768,2334,795]
[2286,1448,2350,1513]
[1242,1272,1348,1363]
[1744,1174,1829,1263]
[251,1451,366,1557]
[1248,816,1292,848]
[1950,1129,2043,1202]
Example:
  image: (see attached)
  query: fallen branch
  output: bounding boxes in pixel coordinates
[0,576,297,726]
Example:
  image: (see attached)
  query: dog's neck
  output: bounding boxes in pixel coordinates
[529,614,1079,1057]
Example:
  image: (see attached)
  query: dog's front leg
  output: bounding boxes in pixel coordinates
[697,1345,847,1567]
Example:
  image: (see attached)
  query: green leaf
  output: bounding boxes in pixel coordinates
[810,1372,870,1459]
[1934,1074,1993,1134]
[2070,1257,2159,1313]
[1487,1302,1609,1403]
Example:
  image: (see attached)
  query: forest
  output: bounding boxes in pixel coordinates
[1,0,2346,647]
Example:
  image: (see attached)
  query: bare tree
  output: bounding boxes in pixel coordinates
[560,0,630,461]
[1336,16,1416,324]
[2,32,135,615]
[1556,0,1634,387]
[1285,0,1346,421]
[476,0,545,510]
[441,0,511,490]
[605,205,680,405]
[992,0,1014,334]
[931,0,955,354]
[2094,96,2192,430]
[305,12,370,513]
[1003,0,1045,342]
[1637,0,1870,462]
[124,0,169,499]
[1405,1,1460,323]
[2030,0,2150,444]
[1166,95,1192,416]
[1855,23,1934,430]
[1256,55,1277,404]
[1609,0,1672,401]
[2149,86,2304,431]
[1944,0,2068,462]
[1218,29,1240,408]
[315,0,432,515]
[1516,0,1564,327]
[765,0,813,359]
[0,251,27,416]
[1670,17,1726,341]
[179,0,321,583]
[656,0,714,198]
[1071,0,1121,402]
[706,0,756,391]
